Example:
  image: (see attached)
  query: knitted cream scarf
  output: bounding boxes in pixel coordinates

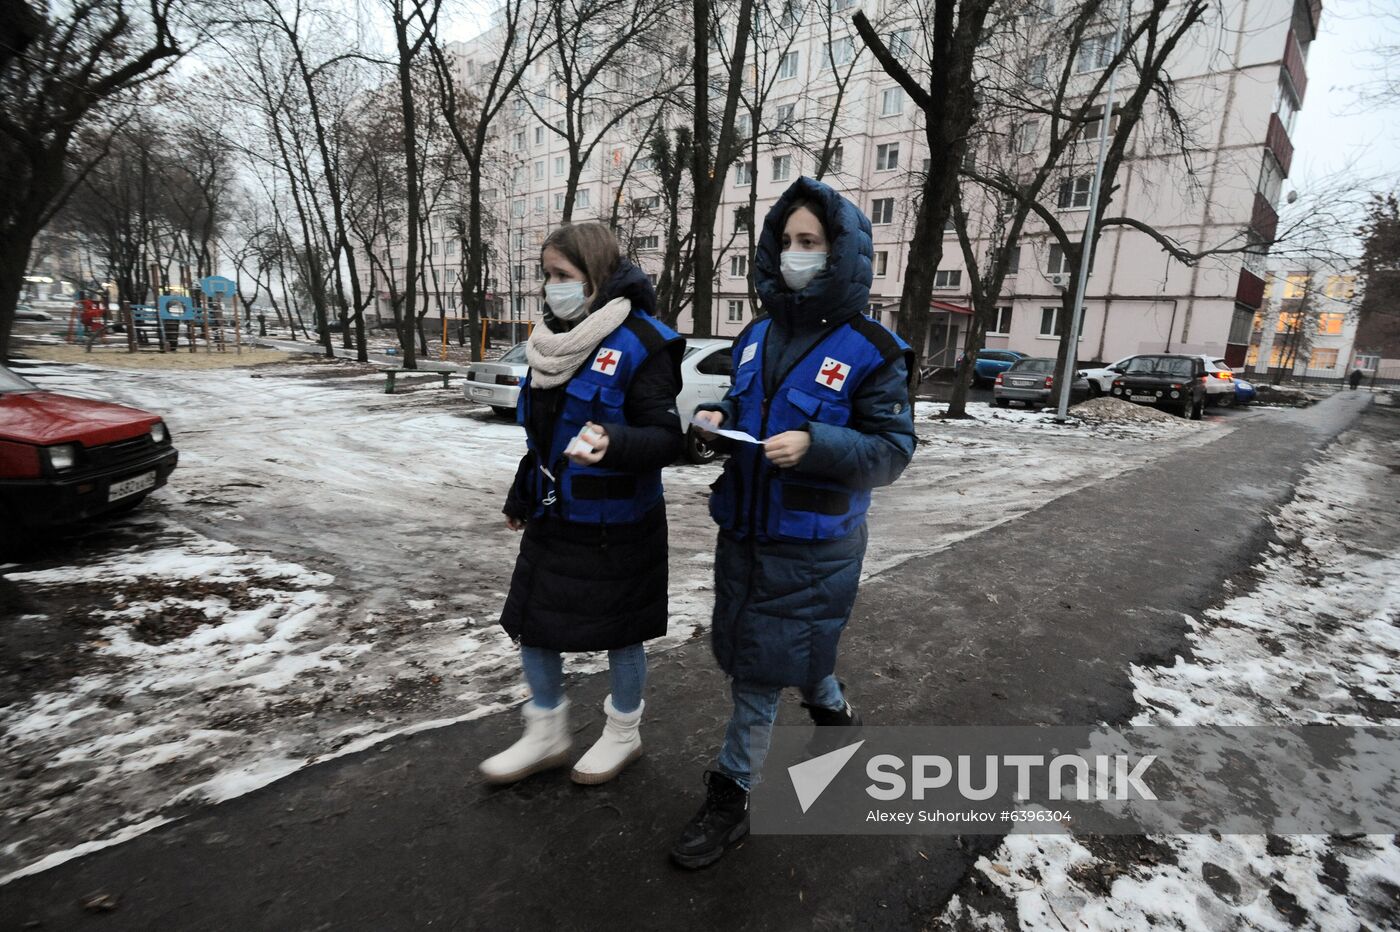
[526,297,633,389]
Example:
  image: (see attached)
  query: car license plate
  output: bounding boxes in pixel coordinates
[1130,394,1156,402]
[470,386,492,397]
[1011,379,1033,387]
[108,470,156,502]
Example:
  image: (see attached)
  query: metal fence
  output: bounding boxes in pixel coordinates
[1243,366,1400,391]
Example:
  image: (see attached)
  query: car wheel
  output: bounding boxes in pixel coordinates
[1215,392,1233,408]
[685,427,718,464]
[1087,382,1102,398]
[994,398,1010,408]
[1190,398,1204,420]
[490,405,515,419]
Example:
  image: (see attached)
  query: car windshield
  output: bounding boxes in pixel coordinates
[0,367,39,393]
[1009,359,1053,373]
[498,343,528,364]
[1125,356,1192,377]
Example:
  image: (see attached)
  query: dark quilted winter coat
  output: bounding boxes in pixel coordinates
[702,177,916,687]
[499,260,684,652]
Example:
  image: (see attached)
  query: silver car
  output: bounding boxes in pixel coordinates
[992,357,1091,409]
[462,342,528,418]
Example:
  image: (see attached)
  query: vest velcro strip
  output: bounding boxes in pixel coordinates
[571,474,639,500]
[781,483,852,516]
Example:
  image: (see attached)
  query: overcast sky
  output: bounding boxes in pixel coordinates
[1289,0,1400,198]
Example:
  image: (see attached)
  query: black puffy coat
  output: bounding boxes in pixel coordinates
[499,260,684,652]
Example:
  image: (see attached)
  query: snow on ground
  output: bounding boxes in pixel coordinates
[0,354,1228,881]
[940,401,1400,931]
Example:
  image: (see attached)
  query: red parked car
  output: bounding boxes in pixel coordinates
[0,365,178,529]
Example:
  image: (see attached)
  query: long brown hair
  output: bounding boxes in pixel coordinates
[541,222,620,311]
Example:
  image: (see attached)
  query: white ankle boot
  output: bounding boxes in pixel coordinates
[571,695,644,785]
[479,698,572,784]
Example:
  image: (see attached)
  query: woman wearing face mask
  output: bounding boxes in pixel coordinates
[483,221,685,786]
[671,177,916,868]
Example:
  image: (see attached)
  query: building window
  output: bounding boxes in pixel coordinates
[727,300,745,322]
[1257,154,1284,204]
[1355,354,1380,370]
[822,37,854,69]
[1309,348,1339,369]
[1012,120,1039,154]
[1076,33,1114,73]
[1325,275,1356,299]
[636,234,660,249]
[1058,175,1092,208]
[1040,306,1064,337]
[871,198,895,225]
[1316,312,1345,335]
[1028,54,1048,89]
[635,195,660,211]
[511,199,525,218]
[513,263,524,281]
[876,142,900,171]
[554,193,565,210]
[734,208,750,232]
[576,189,591,209]
[989,306,1013,335]
[832,0,855,11]
[1274,78,1300,135]
[432,241,440,255]
[736,112,752,139]
[1282,272,1311,298]
[534,126,544,146]
[776,103,795,130]
[534,196,544,213]
[881,87,904,116]
[889,28,915,62]
[1080,104,1122,140]
[1047,243,1072,274]
[933,269,961,289]
[554,156,565,176]
[446,240,456,255]
[513,131,525,151]
[772,154,792,181]
[778,51,799,79]
[1008,245,1021,272]
[825,143,844,173]
[735,160,754,186]
[534,161,544,180]
[874,250,889,276]
[512,165,524,185]
[730,254,748,277]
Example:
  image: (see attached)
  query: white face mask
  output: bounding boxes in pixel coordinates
[780,250,828,291]
[545,281,589,320]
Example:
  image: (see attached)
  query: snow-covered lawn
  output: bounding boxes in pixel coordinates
[941,404,1400,930]
[0,355,1226,881]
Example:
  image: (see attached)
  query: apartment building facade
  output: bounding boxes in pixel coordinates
[368,0,1321,368]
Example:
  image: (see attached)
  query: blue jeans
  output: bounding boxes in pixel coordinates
[716,675,844,791]
[519,643,647,713]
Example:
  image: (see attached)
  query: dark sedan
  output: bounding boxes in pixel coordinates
[0,365,178,530]
[1108,354,1207,419]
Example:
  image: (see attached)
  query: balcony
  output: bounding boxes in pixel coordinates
[1293,0,1323,43]
[1266,113,1294,177]
[1282,30,1308,103]
[1251,192,1280,242]
[1236,269,1266,310]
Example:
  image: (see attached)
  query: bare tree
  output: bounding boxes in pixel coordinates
[0,0,187,356]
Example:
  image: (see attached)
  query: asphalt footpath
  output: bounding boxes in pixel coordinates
[0,392,1374,931]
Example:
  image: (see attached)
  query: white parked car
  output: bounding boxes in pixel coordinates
[677,337,734,463]
[462,342,528,418]
[1081,356,1134,395]
[1192,354,1238,406]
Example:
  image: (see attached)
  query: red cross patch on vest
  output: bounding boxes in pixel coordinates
[591,347,622,376]
[816,357,850,391]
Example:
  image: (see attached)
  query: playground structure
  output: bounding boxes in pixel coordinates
[438,315,533,361]
[114,275,246,355]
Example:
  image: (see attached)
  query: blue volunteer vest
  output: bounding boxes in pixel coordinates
[518,311,681,524]
[709,315,910,542]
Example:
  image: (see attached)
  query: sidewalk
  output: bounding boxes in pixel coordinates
[0,393,1373,931]
[251,334,464,371]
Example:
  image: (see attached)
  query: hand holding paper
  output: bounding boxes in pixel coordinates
[689,414,766,446]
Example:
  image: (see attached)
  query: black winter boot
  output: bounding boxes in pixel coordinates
[802,681,863,756]
[670,771,750,870]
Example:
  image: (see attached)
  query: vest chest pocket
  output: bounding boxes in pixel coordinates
[785,386,852,427]
[564,379,628,423]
